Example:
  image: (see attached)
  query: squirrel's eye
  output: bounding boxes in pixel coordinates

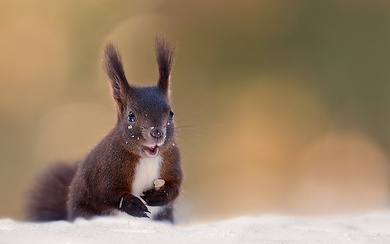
[169,110,174,120]
[128,111,136,122]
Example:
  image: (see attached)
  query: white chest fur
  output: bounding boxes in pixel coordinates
[132,156,162,196]
[131,156,162,217]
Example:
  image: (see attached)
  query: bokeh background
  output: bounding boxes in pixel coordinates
[0,0,389,223]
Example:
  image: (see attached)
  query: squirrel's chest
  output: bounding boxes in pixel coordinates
[131,156,162,196]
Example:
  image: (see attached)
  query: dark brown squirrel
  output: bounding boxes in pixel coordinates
[25,37,183,223]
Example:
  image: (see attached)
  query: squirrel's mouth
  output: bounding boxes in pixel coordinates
[143,145,159,157]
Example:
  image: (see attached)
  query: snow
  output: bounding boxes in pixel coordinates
[1,211,390,243]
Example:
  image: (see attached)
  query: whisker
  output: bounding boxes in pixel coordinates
[177,129,205,138]
[175,135,199,148]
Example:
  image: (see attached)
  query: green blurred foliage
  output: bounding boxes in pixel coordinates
[0,0,389,222]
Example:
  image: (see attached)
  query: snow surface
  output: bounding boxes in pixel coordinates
[1,211,390,243]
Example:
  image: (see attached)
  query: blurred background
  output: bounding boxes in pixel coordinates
[0,0,389,223]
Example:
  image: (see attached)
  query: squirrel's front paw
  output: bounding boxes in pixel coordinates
[120,195,150,218]
[141,187,170,206]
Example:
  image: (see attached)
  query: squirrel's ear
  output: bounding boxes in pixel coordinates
[155,36,175,97]
[104,42,131,117]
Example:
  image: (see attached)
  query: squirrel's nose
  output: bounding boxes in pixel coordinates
[150,128,163,139]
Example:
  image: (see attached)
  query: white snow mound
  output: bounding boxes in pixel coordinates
[1,211,390,243]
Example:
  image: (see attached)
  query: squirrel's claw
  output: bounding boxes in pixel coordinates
[120,195,150,218]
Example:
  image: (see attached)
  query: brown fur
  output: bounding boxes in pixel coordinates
[25,162,79,222]
[25,36,183,223]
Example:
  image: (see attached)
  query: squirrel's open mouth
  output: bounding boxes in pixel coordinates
[144,145,159,157]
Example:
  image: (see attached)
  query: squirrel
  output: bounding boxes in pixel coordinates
[25,36,183,223]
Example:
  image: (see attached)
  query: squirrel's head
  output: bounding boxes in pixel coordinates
[104,36,176,158]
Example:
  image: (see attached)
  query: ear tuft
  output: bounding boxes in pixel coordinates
[155,35,175,96]
[104,42,130,117]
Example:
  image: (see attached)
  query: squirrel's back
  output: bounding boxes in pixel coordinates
[25,162,78,222]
